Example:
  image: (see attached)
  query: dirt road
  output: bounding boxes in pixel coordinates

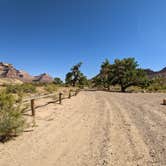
[0,91,166,166]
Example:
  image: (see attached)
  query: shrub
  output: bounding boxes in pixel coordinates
[0,91,25,142]
[6,83,36,94]
[44,84,57,93]
[54,77,63,85]
[147,77,166,92]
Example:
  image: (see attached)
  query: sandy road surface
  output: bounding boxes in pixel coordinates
[0,91,166,166]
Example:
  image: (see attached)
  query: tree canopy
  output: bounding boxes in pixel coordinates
[110,58,148,92]
[65,62,88,87]
[93,57,149,92]
[99,59,112,90]
[54,77,63,85]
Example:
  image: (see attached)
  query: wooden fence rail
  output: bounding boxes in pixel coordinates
[22,89,80,116]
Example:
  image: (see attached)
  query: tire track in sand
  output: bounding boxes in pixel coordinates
[103,93,153,166]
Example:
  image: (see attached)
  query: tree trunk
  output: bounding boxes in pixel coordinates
[73,82,76,87]
[121,86,126,92]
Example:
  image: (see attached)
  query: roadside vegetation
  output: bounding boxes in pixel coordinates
[0,90,25,142]
[147,76,166,92]
[44,83,58,93]
[6,83,36,94]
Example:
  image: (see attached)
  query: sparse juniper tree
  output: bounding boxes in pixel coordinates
[71,62,82,86]
[65,62,87,87]
[110,58,148,92]
[54,77,63,85]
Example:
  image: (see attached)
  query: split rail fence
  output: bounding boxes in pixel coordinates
[22,89,80,116]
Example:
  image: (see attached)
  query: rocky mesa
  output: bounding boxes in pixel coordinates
[0,62,53,83]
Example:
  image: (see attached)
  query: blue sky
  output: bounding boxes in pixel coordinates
[0,0,166,79]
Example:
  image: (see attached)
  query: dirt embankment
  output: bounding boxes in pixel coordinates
[0,91,165,166]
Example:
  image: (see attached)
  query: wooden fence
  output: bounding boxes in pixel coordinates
[22,89,80,116]
[163,99,166,105]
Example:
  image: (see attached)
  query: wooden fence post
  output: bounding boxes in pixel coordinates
[31,99,35,116]
[69,90,71,99]
[59,93,63,104]
[163,99,166,105]
[75,89,79,96]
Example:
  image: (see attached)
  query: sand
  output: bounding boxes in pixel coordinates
[0,91,165,166]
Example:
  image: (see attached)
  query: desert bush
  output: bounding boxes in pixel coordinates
[44,84,58,93]
[6,83,36,94]
[31,82,47,87]
[0,91,25,142]
[147,77,166,92]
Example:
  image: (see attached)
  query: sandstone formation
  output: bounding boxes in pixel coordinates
[33,73,53,83]
[0,62,53,83]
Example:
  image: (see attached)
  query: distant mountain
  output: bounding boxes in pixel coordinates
[33,73,53,83]
[144,67,166,78]
[0,62,53,83]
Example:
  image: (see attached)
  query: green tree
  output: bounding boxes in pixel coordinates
[65,62,87,87]
[71,62,82,86]
[65,72,73,86]
[110,58,148,92]
[78,73,88,88]
[92,75,103,88]
[54,77,63,85]
[92,59,112,90]
[100,59,112,90]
